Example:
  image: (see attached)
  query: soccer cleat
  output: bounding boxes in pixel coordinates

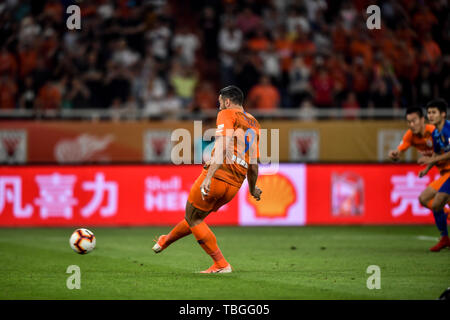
[429,235,450,252]
[152,235,167,253]
[199,263,232,274]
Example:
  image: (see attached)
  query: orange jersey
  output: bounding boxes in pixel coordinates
[206,108,261,187]
[397,124,435,155]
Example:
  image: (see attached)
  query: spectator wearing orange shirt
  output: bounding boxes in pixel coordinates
[247,75,280,110]
[292,27,316,67]
[36,80,63,110]
[420,33,442,67]
[273,25,294,74]
[0,48,18,78]
[349,32,373,70]
[331,21,348,54]
[412,5,438,38]
[18,43,38,80]
[43,0,64,24]
[0,75,18,109]
[190,82,217,112]
[247,29,270,53]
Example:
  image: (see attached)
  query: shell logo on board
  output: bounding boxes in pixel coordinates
[247,174,296,218]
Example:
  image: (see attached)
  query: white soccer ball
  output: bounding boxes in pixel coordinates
[70,228,96,254]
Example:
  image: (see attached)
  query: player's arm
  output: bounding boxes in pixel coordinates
[418,162,434,178]
[247,127,262,201]
[247,163,262,201]
[388,149,405,161]
[418,132,447,165]
[389,130,411,161]
[418,150,450,165]
[200,134,230,200]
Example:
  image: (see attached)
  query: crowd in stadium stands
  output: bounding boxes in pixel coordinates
[0,0,449,119]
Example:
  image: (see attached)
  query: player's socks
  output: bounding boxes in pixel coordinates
[190,221,229,268]
[433,209,448,237]
[165,219,192,247]
[153,219,191,253]
[430,210,450,252]
[445,207,450,221]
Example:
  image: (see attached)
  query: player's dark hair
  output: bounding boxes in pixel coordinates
[405,107,424,118]
[426,98,448,115]
[219,85,244,106]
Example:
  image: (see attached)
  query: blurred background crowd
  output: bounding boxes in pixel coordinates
[0,0,448,119]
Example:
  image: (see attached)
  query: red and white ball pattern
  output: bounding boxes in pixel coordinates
[70,228,96,254]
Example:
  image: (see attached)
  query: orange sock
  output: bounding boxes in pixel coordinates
[165,219,191,247]
[190,221,228,268]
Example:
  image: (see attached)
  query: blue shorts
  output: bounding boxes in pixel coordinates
[438,177,450,194]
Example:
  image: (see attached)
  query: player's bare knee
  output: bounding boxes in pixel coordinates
[418,194,428,207]
[419,188,435,208]
[432,194,447,212]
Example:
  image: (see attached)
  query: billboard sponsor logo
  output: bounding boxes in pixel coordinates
[239,164,306,226]
[54,134,114,163]
[144,130,172,162]
[289,130,319,161]
[144,176,188,211]
[0,130,27,163]
[247,173,295,218]
[331,172,364,217]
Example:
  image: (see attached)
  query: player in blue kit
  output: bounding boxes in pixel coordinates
[418,99,450,251]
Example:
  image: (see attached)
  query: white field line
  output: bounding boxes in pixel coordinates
[416,235,439,241]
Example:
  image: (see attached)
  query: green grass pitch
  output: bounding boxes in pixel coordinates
[0,226,448,300]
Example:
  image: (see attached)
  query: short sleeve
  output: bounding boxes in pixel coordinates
[216,110,235,137]
[397,130,412,152]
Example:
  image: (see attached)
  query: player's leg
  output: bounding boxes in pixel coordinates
[420,173,450,211]
[184,175,235,273]
[152,172,209,254]
[152,219,191,253]
[191,182,240,273]
[185,201,231,272]
[419,186,437,209]
[420,174,450,217]
[429,180,450,252]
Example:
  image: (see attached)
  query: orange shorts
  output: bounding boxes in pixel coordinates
[188,170,240,213]
[429,171,450,191]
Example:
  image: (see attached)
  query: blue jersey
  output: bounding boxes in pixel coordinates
[432,120,450,174]
[432,120,450,154]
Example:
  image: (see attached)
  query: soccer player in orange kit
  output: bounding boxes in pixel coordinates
[152,85,262,273]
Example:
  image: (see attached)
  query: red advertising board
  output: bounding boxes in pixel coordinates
[306,164,437,225]
[0,164,437,226]
[0,165,238,227]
